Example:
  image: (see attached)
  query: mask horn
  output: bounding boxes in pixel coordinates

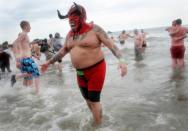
[57,10,68,19]
[73,2,80,11]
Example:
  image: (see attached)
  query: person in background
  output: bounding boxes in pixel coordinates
[52,32,63,74]
[0,47,12,73]
[31,40,41,60]
[48,34,55,49]
[141,29,147,48]
[166,19,188,69]
[129,29,143,61]
[1,41,12,72]
[118,30,129,45]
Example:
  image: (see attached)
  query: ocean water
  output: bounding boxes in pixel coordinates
[0,27,188,131]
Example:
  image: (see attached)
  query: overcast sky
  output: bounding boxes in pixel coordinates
[0,0,188,43]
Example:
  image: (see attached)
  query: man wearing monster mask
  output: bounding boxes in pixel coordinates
[41,3,127,125]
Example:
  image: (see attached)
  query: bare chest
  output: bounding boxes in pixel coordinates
[120,34,127,39]
[67,32,100,50]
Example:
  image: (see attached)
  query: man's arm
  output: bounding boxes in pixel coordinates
[173,27,188,41]
[41,38,69,73]
[48,39,69,64]
[169,27,179,36]
[126,33,132,38]
[93,25,127,76]
[174,35,187,41]
[165,27,171,31]
[93,25,124,60]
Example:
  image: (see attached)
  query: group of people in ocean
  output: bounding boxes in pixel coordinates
[0,2,188,126]
[117,29,147,47]
[110,28,147,61]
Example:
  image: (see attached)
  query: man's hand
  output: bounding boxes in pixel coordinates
[118,63,127,77]
[40,61,50,74]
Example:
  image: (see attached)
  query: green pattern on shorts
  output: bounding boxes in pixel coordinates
[77,70,84,76]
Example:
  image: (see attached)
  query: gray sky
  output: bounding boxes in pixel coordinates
[0,0,188,43]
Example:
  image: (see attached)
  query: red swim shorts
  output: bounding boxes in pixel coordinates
[76,59,106,102]
[170,45,185,59]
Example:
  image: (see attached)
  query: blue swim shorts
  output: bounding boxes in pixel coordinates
[19,57,40,80]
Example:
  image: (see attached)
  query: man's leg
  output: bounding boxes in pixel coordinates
[21,76,34,88]
[34,77,40,94]
[87,90,103,125]
[90,101,102,125]
[170,46,178,68]
[85,99,102,125]
[11,73,31,87]
[26,79,33,87]
[172,58,178,68]
[16,73,31,79]
[79,87,102,124]
[6,63,11,72]
[0,66,5,79]
[84,99,103,125]
[177,58,185,69]
[86,100,92,111]
[1,65,5,73]
[23,79,32,87]
[79,87,93,111]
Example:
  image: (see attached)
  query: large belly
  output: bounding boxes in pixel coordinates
[70,47,104,69]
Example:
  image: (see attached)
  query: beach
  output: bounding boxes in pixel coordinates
[0,27,188,131]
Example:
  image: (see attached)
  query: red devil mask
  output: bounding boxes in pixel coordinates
[57,3,93,38]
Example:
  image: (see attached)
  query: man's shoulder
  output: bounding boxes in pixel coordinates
[18,32,28,40]
[92,24,105,33]
[92,24,101,29]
